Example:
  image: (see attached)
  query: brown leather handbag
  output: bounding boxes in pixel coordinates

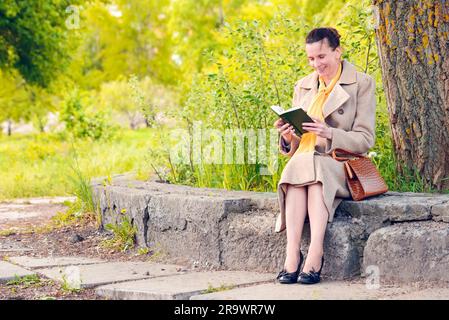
[331,148,388,201]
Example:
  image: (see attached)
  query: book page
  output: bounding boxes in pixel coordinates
[283,106,302,113]
[270,105,284,115]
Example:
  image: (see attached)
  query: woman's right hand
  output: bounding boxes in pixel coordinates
[274,119,299,144]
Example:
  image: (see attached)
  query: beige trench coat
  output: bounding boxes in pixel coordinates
[275,59,376,232]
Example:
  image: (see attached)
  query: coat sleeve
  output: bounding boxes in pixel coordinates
[325,75,376,155]
[279,135,301,157]
[279,80,302,157]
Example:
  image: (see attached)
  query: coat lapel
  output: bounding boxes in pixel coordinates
[299,73,318,112]
[322,83,350,119]
[299,60,357,118]
[322,60,357,119]
[301,88,316,112]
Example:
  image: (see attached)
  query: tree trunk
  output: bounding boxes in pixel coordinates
[374,0,449,190]
[7,119,12,136]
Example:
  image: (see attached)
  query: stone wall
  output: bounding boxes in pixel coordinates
[92,175,449,282]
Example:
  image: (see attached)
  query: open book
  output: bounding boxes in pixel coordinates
[270,105,314,136]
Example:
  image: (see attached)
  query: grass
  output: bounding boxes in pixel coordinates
[0,123,446,209]
[3,272,85,298]
[0,229,17,237]
[0,127,162,201]
[60,273,82,294]
[6,274,44,288]
[203,283,236,294]
[137,247,150,255]
[101,215,138,252]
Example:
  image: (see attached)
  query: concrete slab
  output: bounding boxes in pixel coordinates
[0,261,35,283]
[9,256,105,269]
[96,271,274,300]
[1,196,76,205]
[393,287,449,300]
[0,200,69,230]
[0,203,67,221]
[0,242,33,252]
[37,261,185,288]
[190,281,415,300]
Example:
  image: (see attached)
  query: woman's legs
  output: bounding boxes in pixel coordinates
[303,182,328,272]
[284,184,308,272]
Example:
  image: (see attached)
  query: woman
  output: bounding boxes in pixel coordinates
[274,27,376,284]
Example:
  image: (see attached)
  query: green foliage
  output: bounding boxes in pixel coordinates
[0,69,61,132]
[50,198,87,228]
[137,247,150,256]
[300,0,336,18]
[6,274,42,288]
[0,128,157,200]
[203,283,236,294]
[160,0,440,193]
[165,6,337,191]
[102,215,137,252]
[60,89,116,141]
[0,229,16,237]
[183,16,308,131]
[129,75,155,128]
[0,0,85,86]
[1,0,444,197]
[60,273,82,294]
[67,147,95,214]
[0,71,28,125]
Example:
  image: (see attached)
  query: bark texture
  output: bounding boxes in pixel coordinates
[374,0,449,190]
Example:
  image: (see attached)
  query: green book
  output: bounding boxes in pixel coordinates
[270,105,314,136]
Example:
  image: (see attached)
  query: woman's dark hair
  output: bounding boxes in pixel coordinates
[306,27,341,50]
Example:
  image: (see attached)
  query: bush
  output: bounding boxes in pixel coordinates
[61,89,116,141]
[157,1,432,193]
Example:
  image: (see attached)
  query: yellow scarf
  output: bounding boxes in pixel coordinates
[296,62,343,154]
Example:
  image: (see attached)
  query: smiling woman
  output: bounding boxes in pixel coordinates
[305,28,342,85]
[273,27,377,285]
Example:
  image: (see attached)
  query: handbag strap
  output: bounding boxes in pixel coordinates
[344,161,354,179]
[331,148,365,161]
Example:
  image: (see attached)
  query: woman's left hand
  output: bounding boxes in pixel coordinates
[302,116,333,140]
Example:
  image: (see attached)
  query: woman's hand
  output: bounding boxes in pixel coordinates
[274,118,300,144]
[302,116,333,139]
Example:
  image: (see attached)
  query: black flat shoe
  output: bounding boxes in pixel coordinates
[298,255,324,285]
[277,251,304,284]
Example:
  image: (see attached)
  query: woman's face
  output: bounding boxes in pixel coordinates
[305,39,342,80]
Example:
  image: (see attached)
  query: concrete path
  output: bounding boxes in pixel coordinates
[8,256,105,269]
[190,281,449,300]
[0,261,35,283]
[2,256,448,299]
[37,261,186,289]
[96,271,274,300]
[0,197,76,231]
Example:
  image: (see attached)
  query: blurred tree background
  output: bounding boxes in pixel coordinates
[0,0,445,201]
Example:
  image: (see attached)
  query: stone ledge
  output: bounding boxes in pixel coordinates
[363,221,449,283]
[91,176,449,280]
